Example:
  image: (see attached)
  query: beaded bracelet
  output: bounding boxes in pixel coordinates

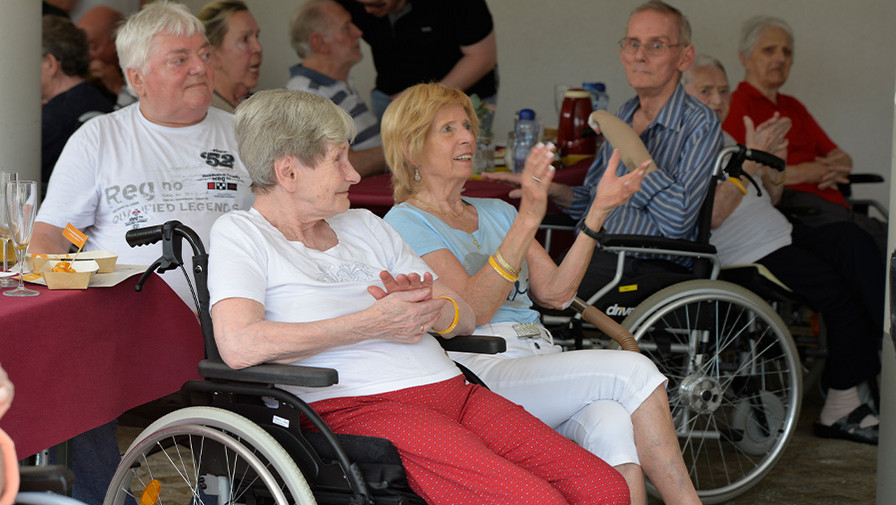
[493,249,520,276]
[432,296,459,334]
[488,255,519,282]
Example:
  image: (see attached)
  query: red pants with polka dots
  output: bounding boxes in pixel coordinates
[306,376,630,505]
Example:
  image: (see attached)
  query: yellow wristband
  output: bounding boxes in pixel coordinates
[488,255,519,282]
[728,177,748,195]
[432,296,459,334]
[493,249,520,276]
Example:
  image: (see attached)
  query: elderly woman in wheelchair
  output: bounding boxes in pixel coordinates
[684,55,884,446]
[380,83,700,505]
[204,89,629,505]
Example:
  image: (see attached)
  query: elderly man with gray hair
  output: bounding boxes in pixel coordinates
[286,0,387,177]
[722,16,886,254]
[33,1,254,307]
[30,4,254,501]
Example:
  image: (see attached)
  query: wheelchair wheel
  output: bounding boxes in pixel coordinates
[620,280,802,504]
[105,407,315,505]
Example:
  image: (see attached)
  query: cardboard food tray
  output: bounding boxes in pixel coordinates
[25,264,149,288]
[29,250,118,273]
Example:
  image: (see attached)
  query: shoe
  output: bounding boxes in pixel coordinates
[813,404,879,445]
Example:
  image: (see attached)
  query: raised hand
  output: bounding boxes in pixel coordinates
[746,113,791,157]
[517,142,557,221]
[591,149,648,214]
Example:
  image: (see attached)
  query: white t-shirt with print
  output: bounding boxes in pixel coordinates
[208,208,461,403]
[37,104,255,306]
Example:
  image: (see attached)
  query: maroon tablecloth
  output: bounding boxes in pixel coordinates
[0,275,203,458]
[349,158,593,216]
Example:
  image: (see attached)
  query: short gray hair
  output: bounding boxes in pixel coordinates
[738,16,793,58]
[681,54,726,86]
[117,1,206,92]
[289,0,334,59]
[630,1,691,45]
[233,89,356,193]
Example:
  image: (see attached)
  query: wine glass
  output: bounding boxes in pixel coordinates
[4,179,39,297]
[0,172,15,288]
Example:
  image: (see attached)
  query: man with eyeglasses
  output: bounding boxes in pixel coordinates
[335,0,497,120]
[486,0,721,299]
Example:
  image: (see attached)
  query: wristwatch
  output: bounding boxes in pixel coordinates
[577,220,605,248]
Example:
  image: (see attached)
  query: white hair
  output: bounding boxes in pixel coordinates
[116,1,206,94]
[738,16,793,58]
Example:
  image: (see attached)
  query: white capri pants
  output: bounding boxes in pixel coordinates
[451,322,667,466]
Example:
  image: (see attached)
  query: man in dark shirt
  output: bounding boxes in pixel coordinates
[336,0,497,119]
[41,15,114,186]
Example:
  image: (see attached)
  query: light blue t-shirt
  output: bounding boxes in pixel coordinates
[384,198,539,325]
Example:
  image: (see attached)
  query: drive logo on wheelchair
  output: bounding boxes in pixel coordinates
[605,303,635,317]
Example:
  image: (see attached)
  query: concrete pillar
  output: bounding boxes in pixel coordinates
[1,1,41,185]
[877,76,896,504]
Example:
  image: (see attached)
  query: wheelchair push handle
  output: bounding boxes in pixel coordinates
[717,145,785,197]
[743,147,785,172]
[125,224,167,247]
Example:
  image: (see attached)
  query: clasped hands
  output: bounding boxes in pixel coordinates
[367,271,447,341]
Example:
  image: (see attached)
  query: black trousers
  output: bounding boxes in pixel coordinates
[758,221,885,389]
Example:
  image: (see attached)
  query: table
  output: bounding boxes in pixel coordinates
[349,157,593,216]
[0,275,204,458]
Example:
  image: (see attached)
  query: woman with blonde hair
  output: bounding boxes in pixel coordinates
[383,83,701,505]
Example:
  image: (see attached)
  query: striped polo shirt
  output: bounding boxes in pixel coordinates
[566,84,722,266]
[286,64,382,150]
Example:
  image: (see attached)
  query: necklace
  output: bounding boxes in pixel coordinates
[412,196,481,249]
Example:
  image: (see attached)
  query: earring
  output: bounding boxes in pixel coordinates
[414,168,421,181]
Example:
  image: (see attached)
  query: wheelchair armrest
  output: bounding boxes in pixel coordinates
[602,234,717,255]
[17,466,75,494]
[847,173,884,184]
[198,359,338,387]
[435,335,506,354]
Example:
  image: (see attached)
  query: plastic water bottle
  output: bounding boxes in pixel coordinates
[513,109,540,173]
[583,82,609,112]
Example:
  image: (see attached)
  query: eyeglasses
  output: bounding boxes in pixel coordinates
[356,0,387,8]
[618,38,684,56]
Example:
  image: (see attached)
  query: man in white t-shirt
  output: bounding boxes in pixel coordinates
[32,2,255,309]
[286,0,386,177]
[30,5,255,503]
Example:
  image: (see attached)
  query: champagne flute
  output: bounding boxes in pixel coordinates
[4,179,39,297]
[0,172,14,288]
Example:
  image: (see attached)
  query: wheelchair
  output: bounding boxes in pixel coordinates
[102,218,638,505]
[103,221,518,505]
[542,145,803,504]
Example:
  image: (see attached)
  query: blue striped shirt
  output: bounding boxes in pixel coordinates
[567,84,722,252]
[286,64,382,150]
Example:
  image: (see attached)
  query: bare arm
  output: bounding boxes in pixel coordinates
[348,146,388,178]
[528,151,647,308]
[211,272,472,369]
[438,30,497,92]
[29,222,70,254]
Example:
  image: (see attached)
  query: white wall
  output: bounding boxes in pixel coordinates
[178,0,894,212]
